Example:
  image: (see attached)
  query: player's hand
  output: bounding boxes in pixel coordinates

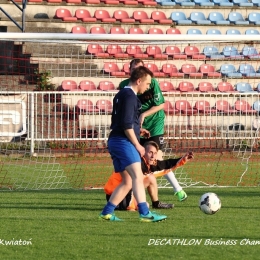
[135,143,145,157]
[140,128,150,139]
[184,151,194,161]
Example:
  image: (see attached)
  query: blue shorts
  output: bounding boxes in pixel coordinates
[108,137,141,172]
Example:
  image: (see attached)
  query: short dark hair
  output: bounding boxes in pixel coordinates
[129,66,153,83]
[143,141,159,151]
[130,59,144,70]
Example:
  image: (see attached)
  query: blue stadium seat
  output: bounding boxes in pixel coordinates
[190,12,211,24]
[252,0,260,6]
[245,29,259,35]
[187,28,202,34]
[203,46,225,59]
[253,101,260,112]
[235,82,258,93]
[208,12,230,25]
[257,83,260,92]
[232,0,253,6]
[226,29,241,35]
[156,0,176,6]
[241,46,260,59]
[174,0,195,5]
[170,11,192,24]
[228,12,249,25]
[248,12,260,25]
[193,0,214,6]
[206,29,222,35]
[238,64,260,77]
[220,64,243,78]
[222,46,244,59]
[212,0,233,6]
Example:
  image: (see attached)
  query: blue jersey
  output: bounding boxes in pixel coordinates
[109,87,142,140]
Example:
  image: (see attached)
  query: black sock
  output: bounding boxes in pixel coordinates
[152,201,159,207]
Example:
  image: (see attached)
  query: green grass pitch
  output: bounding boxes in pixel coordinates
[0,187,259,260]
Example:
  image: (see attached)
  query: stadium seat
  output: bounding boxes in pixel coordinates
[98,80,117,91]
[146,46,168,59]
[187,29,202,35]
[66,0,81,3]
[190,12,211,24]
[106,44,129,58]
[226,29,241,35]
[103,62,126,77]
[203,46,224,59]
[128,27,144,34]
[119,0,138,4]
[156,0,176,6]
[212,0,233,5]
[133,11,154,23]
[100,0,119,4]
[159,81,176,92]
[198,82,217,92]
[164,101,177,115]
[215,100,237,114]
[199,64,222,78]
[55,8,77,21]
[126,45,148,58]
[234,100,256,114]
[94,10,116,23]
[220,64,243,78]
[238,64,260,77]
[184,46,206,60]
[166,28,181,34]
[193,0,214,5]
[90,26,106,34]
[222,46,244,59]
[76,99,99,114]
[194,100,217,114]
[151,11,172,24]
[110,27,126,34]
[71,26,87,34]
[228,12,249,25]
[174,0,195,6]
[170,11,192,24]
[113,10,135,23]
[217,82,237,92]
[96,99,113,114]
[86,44,109,58]
[85,0,100,3]
[206,29,222,35]
[252,0,260,6]
[242,46,260,59]
[75,9,97,22]
[161,63,184,77]
[208,12,230,25]
[61,80,79,91]
[235,82,258,93]
[165,46,187,59]
[148,28,164,34]
[180,64,203,78]
[138,0,157,6]
[178,81,197,92]
[248,12,260,25]
[245,29,260,35]
[79,80,99,91]
[232,0,253,6]
[123,62,130,74]
[47,0,62,2]
[175,100,198,115]
[146,63,165,77]
[257,83,260,92]
[253,101,260,112]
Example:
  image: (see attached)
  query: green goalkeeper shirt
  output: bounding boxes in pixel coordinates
[119,78,165,137]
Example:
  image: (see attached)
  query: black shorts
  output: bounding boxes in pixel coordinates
[106,190,133,210]
[140,134,165,150]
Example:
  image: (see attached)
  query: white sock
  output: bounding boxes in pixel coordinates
[164,171,182,192]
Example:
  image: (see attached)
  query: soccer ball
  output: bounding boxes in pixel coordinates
[199,192,221,215]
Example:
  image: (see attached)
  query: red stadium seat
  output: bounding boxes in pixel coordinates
[165,46,187,59]
[106,44,129,58]
[133,11,154,23]
[76,99,99,114]
[113,10,135,23]
[61,80,80,91]
[151,11,172,24]
[94,10,116,23]
[90,26,106,34]
[110,27,126,34]
[123,62,130,74]
[194,100,217,114]
[180,64,203,78]
[148,28,164,34]
[215,100,237,114]
[119,0,138,4]
[103,62,126,77]
[128,27,144,34]
[71,26,87,34]
[234,100,256,114]
[96,99,113,114]
[66,0,81,3]
[166,28,181,34]
[199,64,221,78]
[75,9,97,22]
[146,46,168,59]
[47,0,62,2]
[85,0,100,3]
[178,81,197,92]
[55,8,77,22]
[175,100,198,115]
[79,80,99,91]
[98,80,117,91]
[217,82,237,92]
[159,81,177,92]
[184,46,206,60]
[198,82,217,92]
[126,45,148,58]
[100,0,119,4]
[161,64,184,77]
[164,101,177,115]
[139,0,157,6]
[145,63,165,77]
[87,44,109,58]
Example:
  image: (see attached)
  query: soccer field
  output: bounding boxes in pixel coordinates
[0,187,259,260]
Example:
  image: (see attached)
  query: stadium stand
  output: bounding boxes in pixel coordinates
[234,100,257,114]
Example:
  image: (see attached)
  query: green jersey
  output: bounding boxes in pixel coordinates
[119,78,165,137]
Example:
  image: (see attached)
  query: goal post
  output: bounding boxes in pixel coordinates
[0,33,259,190]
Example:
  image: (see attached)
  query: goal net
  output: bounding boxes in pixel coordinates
[0,33,259,190]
